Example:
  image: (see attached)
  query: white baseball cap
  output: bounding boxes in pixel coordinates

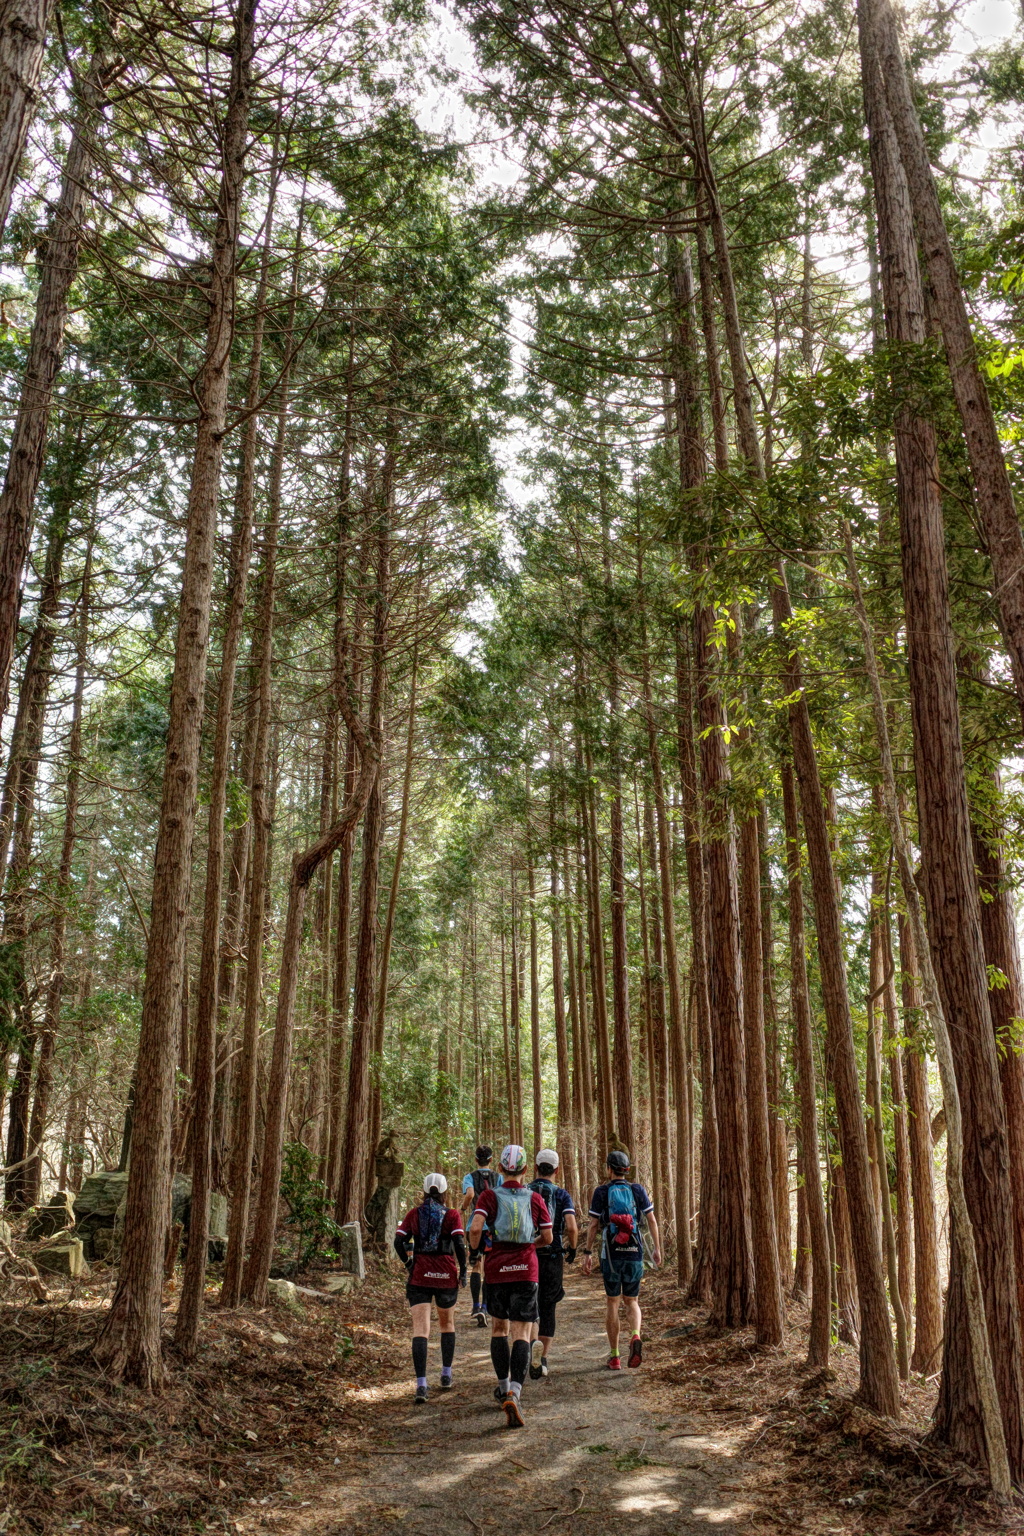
[422,1173,448,1194]
[535,1149,559,1170]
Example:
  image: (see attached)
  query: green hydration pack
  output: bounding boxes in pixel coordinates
[492,1185,537,1244]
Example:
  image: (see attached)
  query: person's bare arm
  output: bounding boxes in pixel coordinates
[563,1212,579,1248]
[535,1223,553,1248]
[581,1216,599,1274]
[460,1186,474,1215]
[646,1212,662,1267]
[468,1211,486,1249]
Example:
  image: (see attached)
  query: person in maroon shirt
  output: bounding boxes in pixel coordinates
[394,1175,467,1403]
[467,1144,552,1428]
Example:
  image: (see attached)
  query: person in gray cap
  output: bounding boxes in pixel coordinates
[527,1149,578,1379]
[582,1149,661,1369]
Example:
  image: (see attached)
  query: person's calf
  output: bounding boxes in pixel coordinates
[509,1337,530,1399]
[490,1333,511,1396]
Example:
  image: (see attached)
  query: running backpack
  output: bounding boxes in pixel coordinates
[416,1198,452,1256]
[602,1181,642,1259]
[492,1186,537,1244]
[530,1178,562,1241]
[470,1168,499,1197]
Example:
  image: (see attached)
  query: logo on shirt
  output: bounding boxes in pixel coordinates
[424,1269,449,1280]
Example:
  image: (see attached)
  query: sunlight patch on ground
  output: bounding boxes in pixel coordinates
[614,1468,683,1513]
[411,1448,507,1491]
[344,1381,415,1403]
[691,1504,751,1524]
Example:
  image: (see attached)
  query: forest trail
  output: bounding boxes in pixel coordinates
[281,1275,759,1536]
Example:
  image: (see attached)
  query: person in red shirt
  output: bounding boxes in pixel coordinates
[394,1174,467,1403]
[467,1143,552,1428]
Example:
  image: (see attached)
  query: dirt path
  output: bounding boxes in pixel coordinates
[283,1273,759,1536]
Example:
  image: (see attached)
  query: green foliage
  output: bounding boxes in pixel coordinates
[280,1143,344,1271]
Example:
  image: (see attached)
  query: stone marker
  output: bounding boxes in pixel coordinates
[27,1191,76,1240]
[35,1238,89,1279]
[267,1278,301,1308]
[337,1221,365,1280]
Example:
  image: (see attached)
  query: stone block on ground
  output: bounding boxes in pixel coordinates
[0,1219,12,1248]
[323,1272,361,1295]
[35,1239,89,1279]
[267,1278,302,1310]
[73,1170,129,1260]
[27,1191,76,1240]
[336,1222,365,1280]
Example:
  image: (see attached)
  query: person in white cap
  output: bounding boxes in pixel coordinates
[467,1143,552,1427]
[528,1150,578,1379]
[394,1174,467,1403]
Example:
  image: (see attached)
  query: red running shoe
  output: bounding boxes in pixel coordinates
[607,1353,622,1371]
[628,1335,643,1369]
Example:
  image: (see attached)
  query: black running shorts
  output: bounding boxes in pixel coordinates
[536,1254,564,1337]
[406,1283,459,1308]
[484,1280,539,1323]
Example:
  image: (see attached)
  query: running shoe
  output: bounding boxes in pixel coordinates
[529,1339,545,1380]
[475,1310,487,1329]
[415,1384,429,1403]
[494,1385,506,1403]
[440,1374,453,1391]
[628,1335,643,1369]
[502,1392,525,1429]
[540,1358,549,1379]
[606,1354,622,1371]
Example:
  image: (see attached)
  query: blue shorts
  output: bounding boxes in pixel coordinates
[601,1257,643,1298]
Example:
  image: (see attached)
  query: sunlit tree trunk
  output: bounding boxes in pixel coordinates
[94,0,256,1387]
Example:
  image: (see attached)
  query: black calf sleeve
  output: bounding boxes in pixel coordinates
[490,1335,510,1381]
[412,1336,428,1377]
[441,1331,456,1368]
[510,1339,530,1385]
[470,1273,481,1306]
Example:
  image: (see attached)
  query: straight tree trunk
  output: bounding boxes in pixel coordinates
[781,761,830,1369]
[94,0,256,1387]
[738,804,783,1345]
[775,570,899,1416]
[3,500,74,1207]
[175,164,278,1357]
[22,537,91,1209]
[0,0,50,239]
[858,19,1023,1471]
[971,794,1024,1343]
[898,912,943,1374]
[334,460,391,1228]
[863,0,1024,732]
[0,49,110,722]
[528,840,543,1150]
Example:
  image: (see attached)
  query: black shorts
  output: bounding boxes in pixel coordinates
[406,1283,459,1309]
[537,1254,564,1337]
[484,1281,539,1323]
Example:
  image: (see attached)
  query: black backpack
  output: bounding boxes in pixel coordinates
[470,1168,500,1197]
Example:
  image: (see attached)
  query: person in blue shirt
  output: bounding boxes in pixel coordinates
[460,1145,503,1326]
[527,1150,578,1380]
[582,1149,661,1369]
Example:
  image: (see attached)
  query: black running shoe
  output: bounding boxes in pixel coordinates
[415,1384,429,1404]
[494,1385,505,1403]
[476,1310,487,1328]
[440,1375,452,1391]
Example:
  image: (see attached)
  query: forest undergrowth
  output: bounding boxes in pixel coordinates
[1,1261,1017,1536]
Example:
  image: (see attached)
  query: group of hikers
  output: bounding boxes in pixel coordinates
[393,1142,662,1427]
